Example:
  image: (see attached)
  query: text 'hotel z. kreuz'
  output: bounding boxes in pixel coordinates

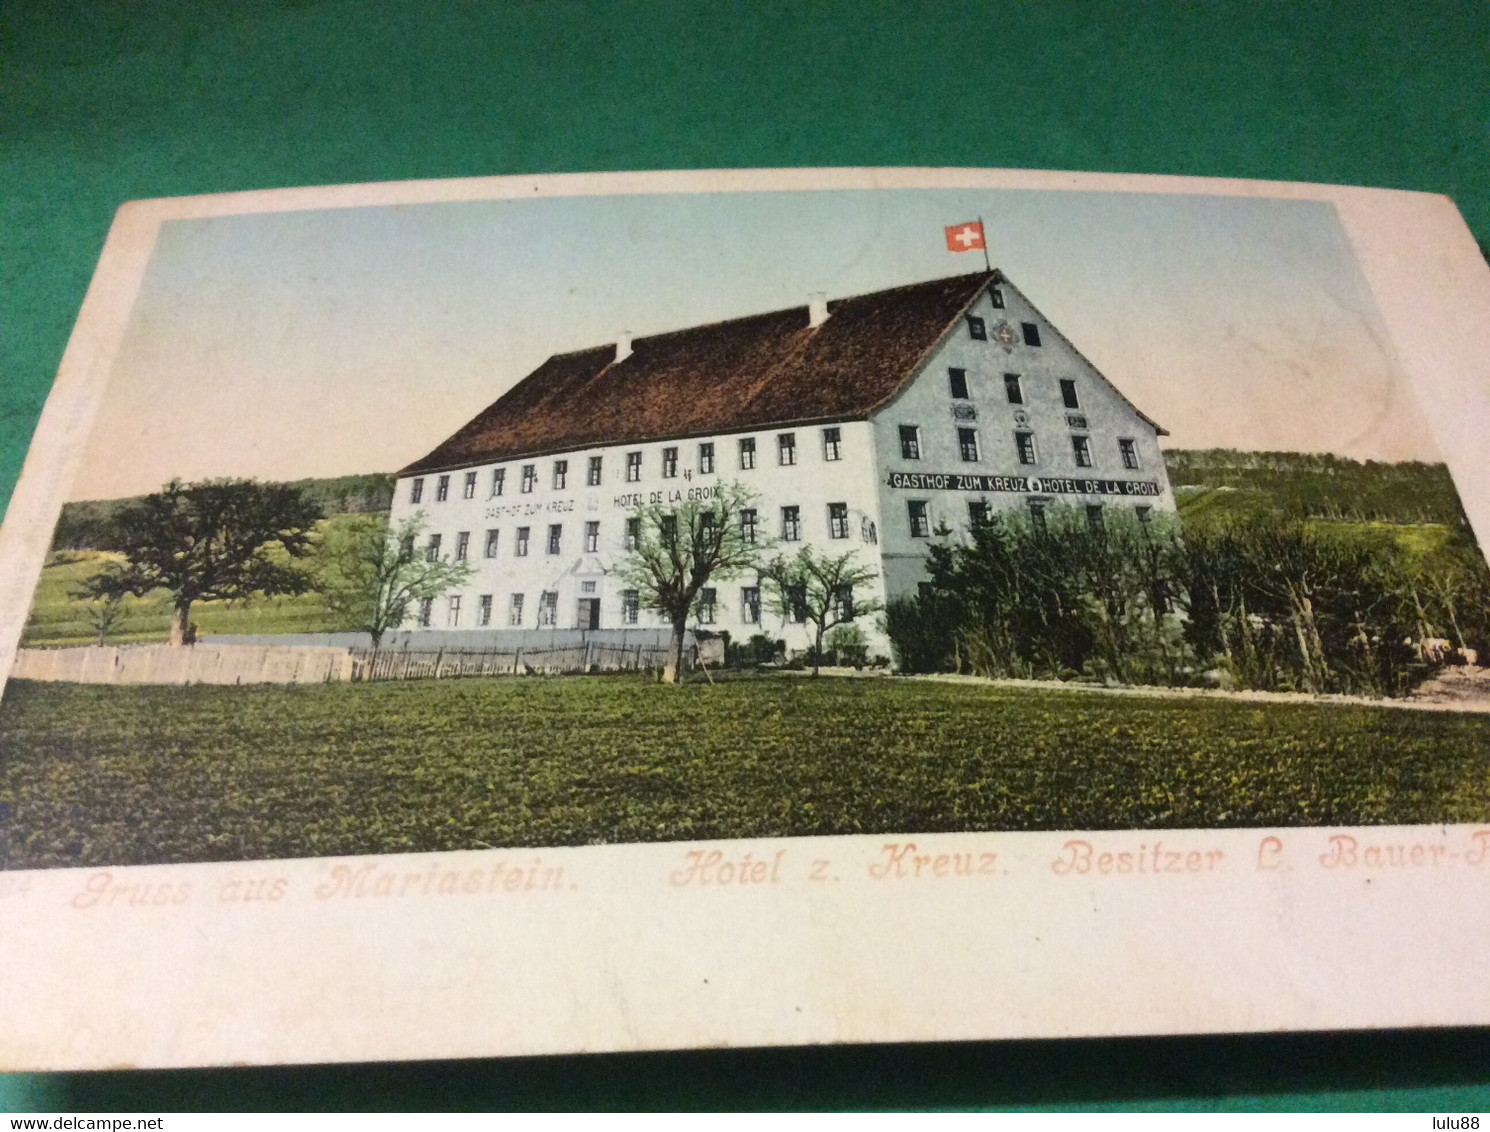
[391,269,1175,652]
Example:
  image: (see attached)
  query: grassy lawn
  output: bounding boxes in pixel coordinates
[1,675,1487,869]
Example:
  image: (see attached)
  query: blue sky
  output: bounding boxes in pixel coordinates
[72,187,1436,499]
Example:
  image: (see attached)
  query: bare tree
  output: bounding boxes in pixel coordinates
[312,512,472,648]
[761,546,883,676]
[615,483,765,683]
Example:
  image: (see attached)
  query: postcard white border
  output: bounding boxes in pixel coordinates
[1,168,1488,1071]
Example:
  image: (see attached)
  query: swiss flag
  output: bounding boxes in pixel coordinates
[945,221,986,253]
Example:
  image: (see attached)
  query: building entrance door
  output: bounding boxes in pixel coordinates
[577,598,600,630]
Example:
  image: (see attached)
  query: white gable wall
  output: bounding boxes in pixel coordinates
[870,280,1175,600]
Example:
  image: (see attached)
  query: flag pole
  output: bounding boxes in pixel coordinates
[978,215,990,273]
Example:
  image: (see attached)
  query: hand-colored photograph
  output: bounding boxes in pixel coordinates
[3,185,1487,870]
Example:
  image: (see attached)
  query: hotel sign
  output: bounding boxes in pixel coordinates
[887,471,1162,497]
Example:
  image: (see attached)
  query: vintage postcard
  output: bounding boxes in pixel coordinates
[1,168,1488,1071]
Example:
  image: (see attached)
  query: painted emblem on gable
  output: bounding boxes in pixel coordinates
[992,319,1020,351]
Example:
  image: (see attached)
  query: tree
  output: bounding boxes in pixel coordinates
[78,478,322,646]
[311,512,472,647]
[76,591,127,645]
[761,546,883,676]
[614,482,765,683]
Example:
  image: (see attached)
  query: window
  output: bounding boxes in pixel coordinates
[698,443,715,474]
[1135,504,1152,524]
[410,477,424,504]
[699,512,716,542]
[966,314,987,340]
[1060,379,1080,409]
[625,516,640,551]
[660,513,677,546]
[739,437,757,469]
[822,427,842,461]
[515,526,530,556]
[739,508,757,544]
[958,427,980,462]
[454,531,470,561]
[781,505,801,541]
[425,533,442,562]
[621,589,640,625]
[968,500,990,525]
[584,520,600,553]
[787,584,808,623]
[662,447,678,478]
[484,529,499,558]
[539,591,558,627]
[418,598,433,627]
[1022,322,1041,347]
[399,534,415,561]
[899,425,921,460]
[491,468,505,497]
[990,287,1004,309]
[908,500,931,538]
[697,588,717,625]
[1015,431,1038,465]
[1071,435,1093,468]
[778,433,797,466]
[587,455,603,486]
[436,475,450,502]
[509,593,525,626]
[948,368,970,400]
[828,502,849,539]
[626,451,642,482]
[581,580,597,593]
[1003,373,1023,405]
[1119,438,1141,470]
[833,586,855,623]
[553,459,568,490]
[463,471,477,499]
[1028,500,1048,533]
[741,586,761,625]
[1086,504,1104,532]
[521,464,536,493]
[447,595,462,627]
[547,524,562,555]
[478,594,492,626]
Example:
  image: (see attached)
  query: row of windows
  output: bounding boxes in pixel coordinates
[965,314,1041,347]
[421,583,852,630]
[948,369,1080,410]
[898,425,1141,470]
[417,503,879,564]
[907,498,1153,538]
[408,428,849,504]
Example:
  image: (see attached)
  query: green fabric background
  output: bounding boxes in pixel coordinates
[2,0,1488,1112]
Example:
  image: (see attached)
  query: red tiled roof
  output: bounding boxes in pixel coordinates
[400,271,1000,475]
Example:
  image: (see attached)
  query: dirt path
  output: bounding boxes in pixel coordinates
[910,667,1490,715]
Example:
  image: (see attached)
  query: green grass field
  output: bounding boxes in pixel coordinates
[1,675,1486,869]
[21,550,355,646]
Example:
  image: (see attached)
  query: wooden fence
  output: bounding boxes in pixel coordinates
[10,644,355,686]
[11,640,678,688]
[348,641,674,682]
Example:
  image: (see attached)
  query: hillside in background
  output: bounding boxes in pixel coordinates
[50,473,395,551]
[1164,449,1473,532]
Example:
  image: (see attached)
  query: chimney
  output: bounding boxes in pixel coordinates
[807,292,829,328]
[615,331,633,362]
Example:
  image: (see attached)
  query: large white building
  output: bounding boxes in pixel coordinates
[391,269,1175,653]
